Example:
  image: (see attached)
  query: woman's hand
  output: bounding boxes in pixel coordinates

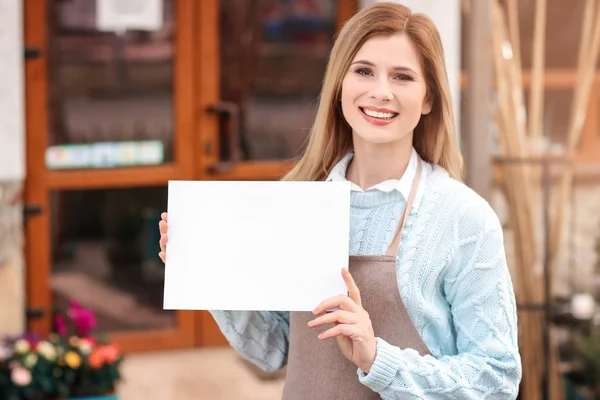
[158,212,168,263]
[308,268,377,373]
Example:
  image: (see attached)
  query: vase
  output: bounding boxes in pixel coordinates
[68,395,118,400]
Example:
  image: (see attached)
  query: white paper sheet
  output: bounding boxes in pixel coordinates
[163,180,351,311]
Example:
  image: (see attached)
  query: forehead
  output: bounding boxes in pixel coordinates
[352,33,423,72]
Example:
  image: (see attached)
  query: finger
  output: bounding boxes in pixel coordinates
[158,251,166,263]
[159,220,168,235]
[318,324,353,340]
[161,212,168,222]
[160,233,168,247]
[308,310,357,328]
[342,268,361,306]
[313,295,358,315]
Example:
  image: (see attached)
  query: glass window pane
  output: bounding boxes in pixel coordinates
[46,0,175,169]
[49,187,174,333]
[220,0,338,161]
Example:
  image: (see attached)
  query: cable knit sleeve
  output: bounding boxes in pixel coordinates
[209,310,290,372]
[357,199,522,399]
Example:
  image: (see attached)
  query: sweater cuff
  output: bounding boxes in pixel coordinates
[357,337,400,392]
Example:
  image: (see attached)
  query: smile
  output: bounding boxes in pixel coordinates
[359,107,399,125]
[360,107,398,119]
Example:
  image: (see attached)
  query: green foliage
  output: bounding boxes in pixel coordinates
[576,329,600,397]
[0,301,123,400]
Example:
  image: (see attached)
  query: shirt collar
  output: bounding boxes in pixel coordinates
[326,147,422,200]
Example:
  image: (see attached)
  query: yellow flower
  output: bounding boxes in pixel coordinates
[23,353,38,369]
[36,341,56,361]
[64,351,81,369]
[77,339,92,355]
[14,339,30,354]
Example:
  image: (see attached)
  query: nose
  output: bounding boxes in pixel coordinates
[369,77,393,102]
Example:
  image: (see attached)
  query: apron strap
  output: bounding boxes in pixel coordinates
[385,158,423,257]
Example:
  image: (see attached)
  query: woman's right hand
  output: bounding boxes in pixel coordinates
[158,212,168,263]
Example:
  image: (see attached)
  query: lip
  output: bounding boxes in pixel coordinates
[359,107,398,126]
[361,106,398,114]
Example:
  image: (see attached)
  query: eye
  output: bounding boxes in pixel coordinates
[394,74,414,81]
[354,67,373,77]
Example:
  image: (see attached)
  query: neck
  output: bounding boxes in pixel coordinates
[347,134,414,190]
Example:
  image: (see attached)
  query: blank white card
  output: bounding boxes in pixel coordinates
[163,180,351,311]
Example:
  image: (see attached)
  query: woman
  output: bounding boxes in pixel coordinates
[159,3,522,399]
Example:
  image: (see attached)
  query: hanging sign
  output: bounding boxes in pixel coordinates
[96,0,163,33]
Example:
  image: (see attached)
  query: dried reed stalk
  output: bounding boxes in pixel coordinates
[490,0,599,398]
[528,0,546,144]
[548,0,600,291]
[490,1,566,398]
[545,3,600,399]
[491,5,543,399]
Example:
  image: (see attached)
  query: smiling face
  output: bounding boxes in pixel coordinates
[340,33,432,148]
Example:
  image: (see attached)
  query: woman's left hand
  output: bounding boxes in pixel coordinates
[308,268,377,373]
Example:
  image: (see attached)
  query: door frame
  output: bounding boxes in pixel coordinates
[24,0,198,353]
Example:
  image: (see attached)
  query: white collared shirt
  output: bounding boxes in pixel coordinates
[326,147,431,209]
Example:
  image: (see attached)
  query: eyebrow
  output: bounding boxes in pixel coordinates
[350,60,417,74]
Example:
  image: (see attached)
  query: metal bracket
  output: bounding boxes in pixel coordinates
[23,203,43,228]
[25,307,46,321]
[24,47,42,60]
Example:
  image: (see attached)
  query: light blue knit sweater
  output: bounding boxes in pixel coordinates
[209,162,522,399]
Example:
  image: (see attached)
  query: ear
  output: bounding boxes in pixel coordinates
[421,92,433,115]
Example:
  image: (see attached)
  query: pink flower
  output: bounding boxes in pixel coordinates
[54,315,68,336]
[11,365,32,386]
[69,299,82,309]
[67,300,97,337]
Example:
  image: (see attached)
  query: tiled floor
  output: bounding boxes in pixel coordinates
[118,347,285,400]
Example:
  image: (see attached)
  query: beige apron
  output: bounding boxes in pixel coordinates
[282,159,430,400]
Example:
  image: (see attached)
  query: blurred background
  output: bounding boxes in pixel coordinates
[1,0,600,399]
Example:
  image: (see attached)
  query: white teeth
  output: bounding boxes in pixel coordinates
[362,108,396,119]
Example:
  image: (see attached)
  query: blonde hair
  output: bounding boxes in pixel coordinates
[283,2,463,181]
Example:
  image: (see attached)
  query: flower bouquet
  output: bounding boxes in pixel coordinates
[0,300,123,400]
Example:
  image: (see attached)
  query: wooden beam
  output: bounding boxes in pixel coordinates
[464,0,493,197]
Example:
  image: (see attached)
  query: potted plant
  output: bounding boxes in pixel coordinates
[0,300,123,400]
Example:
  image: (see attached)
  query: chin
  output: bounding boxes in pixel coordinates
[353,127,412,147]
[358,136,399,146]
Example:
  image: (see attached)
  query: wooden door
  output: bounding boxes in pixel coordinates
[194,0,358,346]
[24,0,197,353]
[24,0,358,352]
